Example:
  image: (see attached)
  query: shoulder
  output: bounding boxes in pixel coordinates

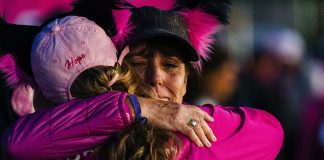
[198,104,284,148]
[191,104,284,159]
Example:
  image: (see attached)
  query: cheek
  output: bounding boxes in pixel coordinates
[167,72,188,97]
[179,75,187,96]
[133,69,145,81]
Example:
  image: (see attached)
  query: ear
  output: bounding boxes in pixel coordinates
[111,9,133,47]
[111,0,176,48]
[174,0,230,25]
[11,85,35,116]
[0,54,36,116]
[180,9,221,70]
[126,0,175,10]
[175,0,230,70]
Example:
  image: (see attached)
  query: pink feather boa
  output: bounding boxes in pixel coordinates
[0,53,35,88]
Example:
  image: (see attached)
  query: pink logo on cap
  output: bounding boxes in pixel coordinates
[31,16,127,103]
[65,54,86,70]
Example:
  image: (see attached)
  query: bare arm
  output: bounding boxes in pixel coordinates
[136,97,216,147]
[3,91,215,159]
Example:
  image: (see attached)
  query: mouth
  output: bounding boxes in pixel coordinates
[150,89,169,101]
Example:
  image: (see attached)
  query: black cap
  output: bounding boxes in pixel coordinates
[127,6,199,62]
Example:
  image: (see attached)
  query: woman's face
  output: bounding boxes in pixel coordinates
[127,45,188,104]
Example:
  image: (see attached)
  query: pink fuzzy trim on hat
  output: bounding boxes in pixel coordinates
[126,0,175,10]
[112,9,133,46]
[180,9,222,69]
[0,54,35,88]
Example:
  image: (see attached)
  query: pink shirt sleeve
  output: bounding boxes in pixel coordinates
[3,94,283,160]
[178,105,284,160]
[2,91,132,160]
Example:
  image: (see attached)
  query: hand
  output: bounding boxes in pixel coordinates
[137,97,216,147]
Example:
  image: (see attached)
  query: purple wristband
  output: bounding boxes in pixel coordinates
[129,95,147,123]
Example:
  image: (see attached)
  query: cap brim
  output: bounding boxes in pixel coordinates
[127,28,199,62]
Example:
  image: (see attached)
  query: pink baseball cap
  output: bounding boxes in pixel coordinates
[31,16,127,103]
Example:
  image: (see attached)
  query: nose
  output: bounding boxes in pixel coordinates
[145,62,163,87]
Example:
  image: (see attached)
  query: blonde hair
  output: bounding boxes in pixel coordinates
[71,62,154,98]
[70,62,182,160]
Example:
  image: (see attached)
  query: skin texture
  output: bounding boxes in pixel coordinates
[129,53,188,103]
[125,43,216,147]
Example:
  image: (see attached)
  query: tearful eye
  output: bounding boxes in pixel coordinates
[163,63,178,68]
[129,56,148,69]
[131,62,147,68]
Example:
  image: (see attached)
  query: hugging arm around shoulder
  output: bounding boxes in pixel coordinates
[2,93,283,160]
[2,91,132,160]
[178,105,284,160]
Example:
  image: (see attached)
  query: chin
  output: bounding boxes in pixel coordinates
[158,98,169,101]
[157,96,181,103]
[170,98,182,104]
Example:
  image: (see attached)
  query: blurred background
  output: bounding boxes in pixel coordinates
[190,0,324,159]
[1,0,324,159]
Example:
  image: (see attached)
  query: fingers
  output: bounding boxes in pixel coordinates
[170,104,217,148]
[200,120,217,142]
[191,122,212,147]
[185,127,204,147]
[201,109,214,122]
[194,107,217,147]
[195,107,217,143]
